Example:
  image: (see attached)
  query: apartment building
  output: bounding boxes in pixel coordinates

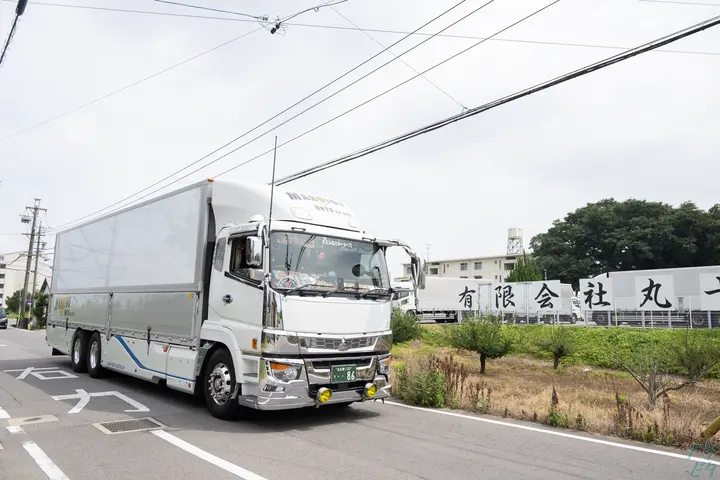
[401,254,521,283]
[0,251,53,306]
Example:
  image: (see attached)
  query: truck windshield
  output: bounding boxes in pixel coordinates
[269,232,390,294]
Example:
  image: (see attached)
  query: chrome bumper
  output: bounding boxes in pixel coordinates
[238,355,392,411]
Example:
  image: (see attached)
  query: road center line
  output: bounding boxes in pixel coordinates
[385,401,720,466]
[151,430,268,480]
[22,441,70,480]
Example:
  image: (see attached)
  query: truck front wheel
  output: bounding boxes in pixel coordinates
[203,348,242,420]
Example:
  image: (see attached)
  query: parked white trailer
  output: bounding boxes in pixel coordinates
[47,179,426,419]
[582,265,720,327]
[392,277,492,322]
[478,280,579,324]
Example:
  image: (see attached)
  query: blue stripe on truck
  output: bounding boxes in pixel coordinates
[114,336,196,383]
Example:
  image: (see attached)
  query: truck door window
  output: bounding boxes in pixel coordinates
[228,235,260,284]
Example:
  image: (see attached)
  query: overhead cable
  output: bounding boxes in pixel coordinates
[272,12,720,185]
[47,0,482,232]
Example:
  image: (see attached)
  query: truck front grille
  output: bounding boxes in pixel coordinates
[301,336,374,350]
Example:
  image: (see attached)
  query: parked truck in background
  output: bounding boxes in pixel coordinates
[392,277,492,322]
[586,265,720,328]
[46,179,426,419]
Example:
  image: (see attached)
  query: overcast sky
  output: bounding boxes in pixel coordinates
[1,0,719,278]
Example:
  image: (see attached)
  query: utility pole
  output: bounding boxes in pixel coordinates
[30,222,44,322]
[18,198,46,329]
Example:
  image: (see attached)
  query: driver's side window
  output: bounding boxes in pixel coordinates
[227,235,260,284]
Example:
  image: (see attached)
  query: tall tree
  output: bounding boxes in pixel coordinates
[505,252,543,282]
[530,199,720,287]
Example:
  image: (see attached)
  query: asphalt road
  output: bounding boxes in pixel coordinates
[0,327,717,480]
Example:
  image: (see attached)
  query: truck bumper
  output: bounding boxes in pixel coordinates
[239,355,392,411]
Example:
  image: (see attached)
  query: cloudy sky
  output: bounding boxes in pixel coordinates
[1,0,719,278]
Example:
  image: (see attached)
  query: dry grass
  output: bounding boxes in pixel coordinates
[391,346,720,450]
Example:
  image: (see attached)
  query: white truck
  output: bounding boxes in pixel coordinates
[46,179,426,419]
[392,277,492,322]
[584,265,720,328]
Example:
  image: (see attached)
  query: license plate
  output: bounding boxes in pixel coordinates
[331,365,357,383]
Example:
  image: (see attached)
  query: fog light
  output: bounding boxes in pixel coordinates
[364,383,377,398]
[317,387,332,403]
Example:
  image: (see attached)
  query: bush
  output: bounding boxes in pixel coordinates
[392,356,445,407]
[447,315,512,373]
[391,308,423,344]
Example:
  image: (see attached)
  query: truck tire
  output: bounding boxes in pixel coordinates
[87,332,106,378]
[71,329,89,373]
[203,348,242,420]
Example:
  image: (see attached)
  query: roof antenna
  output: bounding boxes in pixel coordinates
[268,135,278,234]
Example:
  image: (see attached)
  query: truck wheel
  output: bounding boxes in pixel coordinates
[203,348,241,420]
[71,330,89,373]
[87,332,106,378]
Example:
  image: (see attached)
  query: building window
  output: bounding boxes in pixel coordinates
[473,261,482,269]
[430,268,439,275]
[460,263,468,271]
[474,276,482,279]
[0,264,6,269]
[504,263,515,271]
[405,266,412,275]
[460,276,468,279]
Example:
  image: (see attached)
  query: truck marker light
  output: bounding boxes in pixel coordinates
[317,387,332,403]
[252,338,257,349]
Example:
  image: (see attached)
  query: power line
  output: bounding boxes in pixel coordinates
[0,1,29,72]
[322,0,467,110]
[47,0,483,232]
[272,13,720,186]
[0,0,352,143]
[213,0,561,179]
[152,0,267,20]
[639,0,720,6]
[5,0,719,57]
[0,25,265,142]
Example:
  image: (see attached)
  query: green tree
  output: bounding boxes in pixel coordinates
[5,289,22,313]
[447,315,511,374]
[32,292,49,328]
[536,326,576,369]
[505,252,543,282]
[391,307,423,343]
[530,199,720,287]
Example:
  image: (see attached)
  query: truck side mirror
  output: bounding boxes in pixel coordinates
[411,257,426,290]
[245,236,263,267]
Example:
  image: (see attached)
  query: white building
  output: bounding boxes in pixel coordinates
[0,251,53,307]
[400,253,521,283]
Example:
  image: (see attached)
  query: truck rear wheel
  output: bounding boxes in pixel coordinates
[203,348,242,420]
[87,332,106,378]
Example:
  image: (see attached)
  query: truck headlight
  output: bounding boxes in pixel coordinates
[268,361,302,382]
[377,355,390,375]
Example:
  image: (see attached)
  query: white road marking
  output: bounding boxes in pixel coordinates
[385,401,720,466]
[0,407,9,419]
[3,366,78,381]
[7,426,25,434]
[51,389,150,414]
[22,441,70,480]
[152,430,268,480]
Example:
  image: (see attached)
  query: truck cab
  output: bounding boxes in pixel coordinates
[200,182,426,417]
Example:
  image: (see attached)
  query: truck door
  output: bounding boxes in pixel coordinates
[208,228,264,342]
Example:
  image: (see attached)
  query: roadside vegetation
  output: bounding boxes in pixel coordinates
[390,308,720,450]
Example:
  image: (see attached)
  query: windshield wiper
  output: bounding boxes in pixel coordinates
[359,288,392,299]
[286,284,337,297]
